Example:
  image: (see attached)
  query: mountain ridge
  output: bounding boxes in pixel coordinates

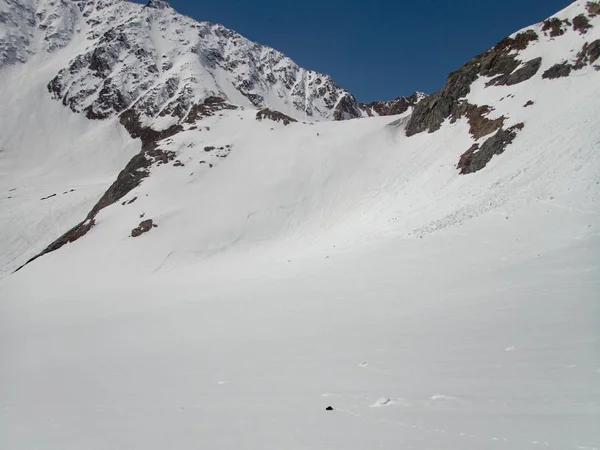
[1,0,426,126]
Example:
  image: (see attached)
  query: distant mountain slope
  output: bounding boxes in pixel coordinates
[1,0,384,124]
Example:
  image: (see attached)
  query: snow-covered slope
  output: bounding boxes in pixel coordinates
[0,1,599,449]
[0,0,79,66]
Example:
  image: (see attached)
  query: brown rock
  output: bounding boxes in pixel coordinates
[457,123,524,174]
[542,18,568,37]
[131,219,154,237]
[256,108,297,125]
[573,14,593,34]
[587,1,600,17]
[542,62,572,79]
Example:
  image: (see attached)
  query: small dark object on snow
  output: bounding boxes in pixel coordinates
[131,219,154,237]
[325,406,334,411]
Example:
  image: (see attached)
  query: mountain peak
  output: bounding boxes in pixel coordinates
[145,0,173,9]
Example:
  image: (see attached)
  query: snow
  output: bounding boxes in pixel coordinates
[0,0,599,449]
[0,46,139,277]
[1,203,598,449]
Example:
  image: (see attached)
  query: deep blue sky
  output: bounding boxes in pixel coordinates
[138,0,571,102]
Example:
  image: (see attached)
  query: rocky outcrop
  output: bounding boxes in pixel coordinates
[573,14,593,33]
[131,219,155,237]
[451,103,506,140]
[256,109,297,125]
[486,57,542,87]
[542,18,570,37]
[542,62,572,79]
[332,93,363,121]
[542,39,600,79]
[588,1,600,17]
[457,123,524,174]
[359,92,426,117]
[405,30,539,137]
[184,97,238,124]
[577,39,600,65]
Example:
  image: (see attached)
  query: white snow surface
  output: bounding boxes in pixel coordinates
[1,0,600,449]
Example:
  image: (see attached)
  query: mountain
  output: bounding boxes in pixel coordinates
[2,0,399,125]
[1,1,599,449]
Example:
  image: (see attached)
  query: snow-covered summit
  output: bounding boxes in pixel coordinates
[1,0,373,125]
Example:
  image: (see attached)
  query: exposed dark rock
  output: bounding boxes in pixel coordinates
[542,62,572,79]
[15,219,96,272]
[325,406,334,411]
[486,57,542,87]
[588,1,600,17]
[543,39,600,80]
[499,30,539,51]
[573,14,593,34]
[85,78,129,120]
[542,18,568,37]
[524,100,534,107]
[40,193,57,200]
[575,39,600,67]
[131,219,154,237]
[333,93,362,120]
[256,108,297,125]
[359,92,425,117]
[119,109,183,146]
[145,0,172,10]
[451,103,506,140]
[406,30,538,136]
[457,123,524,175]
[184,96,238,123]
[589,39,600,64]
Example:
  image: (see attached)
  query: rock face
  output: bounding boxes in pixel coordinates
[405,30,539,137]
[457,124,524,174]
[486,57,542,87]
[542,39,600,79]
[359,92,427,117]
[256,109,297,126]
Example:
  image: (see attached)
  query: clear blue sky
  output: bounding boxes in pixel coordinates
[138,0,571,102]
